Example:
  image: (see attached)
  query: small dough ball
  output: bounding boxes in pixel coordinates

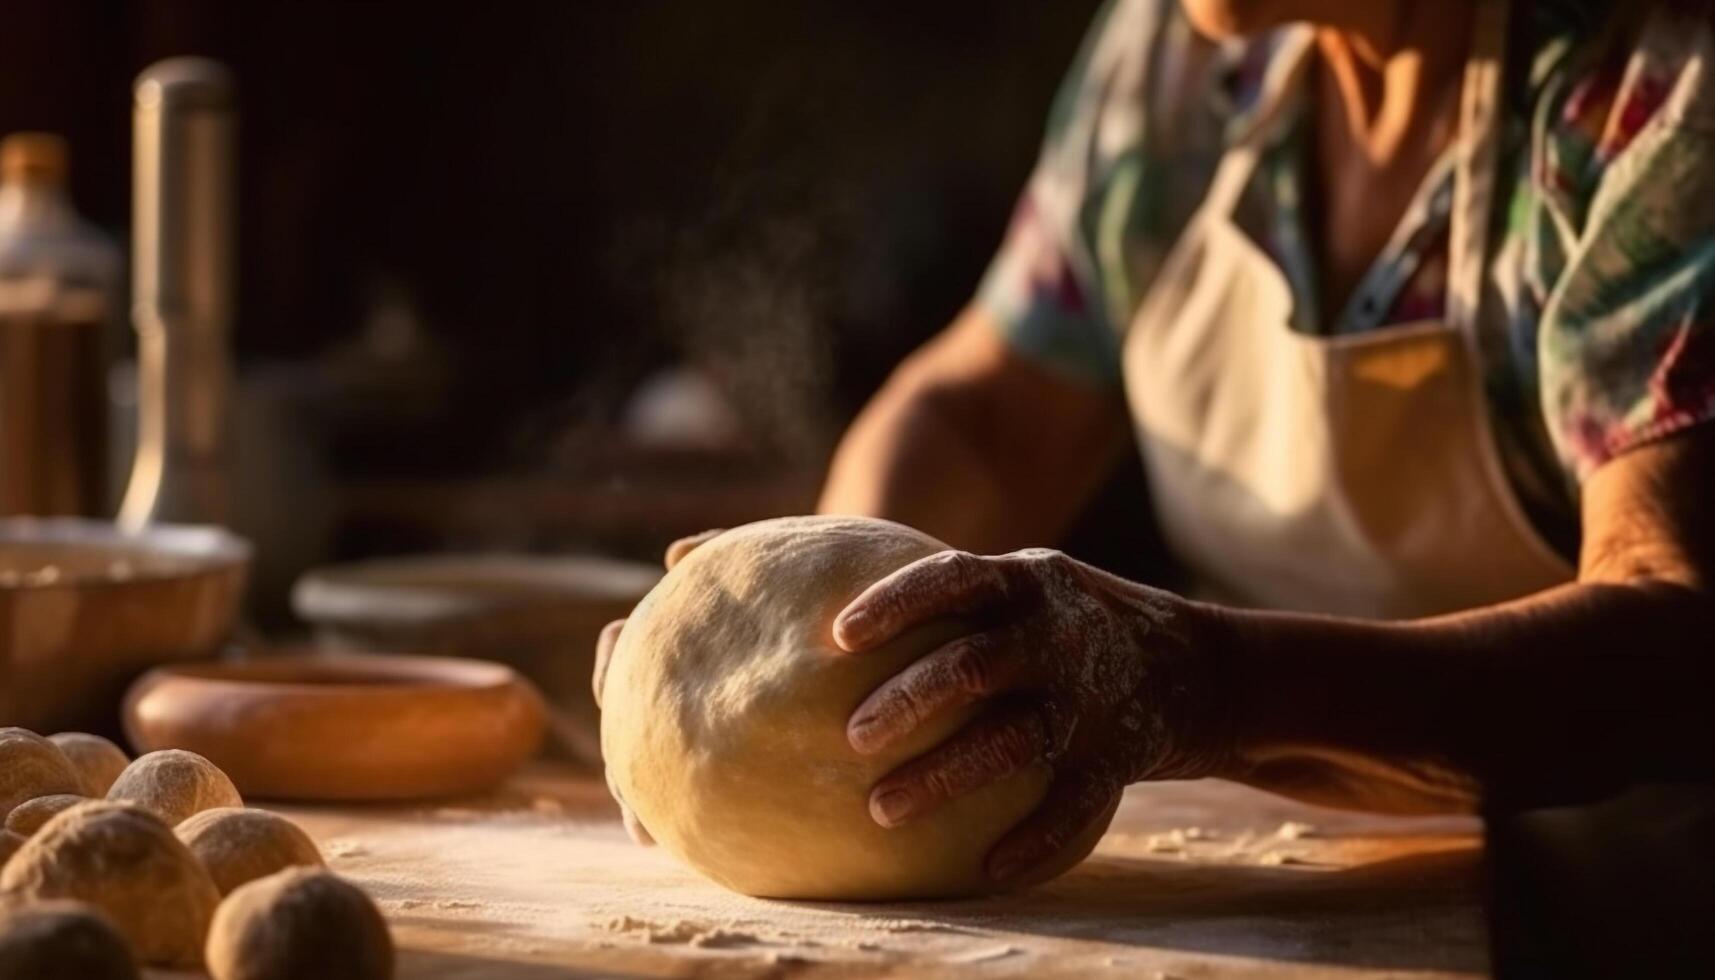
[47,734,130,797]
[0,800,220,967]
[0,831,23,867]
[106,750,241,826]
[602,516,1112,900]
[5,795,85,838]
[0,729,82,822]
[176,809,324,895]
[0,899,139,980]
[206,867,393,980]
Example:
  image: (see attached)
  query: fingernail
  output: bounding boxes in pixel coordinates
[833,610,868,649]
[848,717,884,754]
[988,850,1031,882]
[871,789,914,826]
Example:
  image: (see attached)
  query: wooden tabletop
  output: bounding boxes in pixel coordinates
[149,765,1488,979]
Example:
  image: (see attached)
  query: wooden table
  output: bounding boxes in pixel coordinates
[150,766,1488,979]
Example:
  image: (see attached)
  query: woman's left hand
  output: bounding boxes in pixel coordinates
[834,548,1234,883]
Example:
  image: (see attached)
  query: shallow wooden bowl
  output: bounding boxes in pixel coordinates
[123,652,546,800]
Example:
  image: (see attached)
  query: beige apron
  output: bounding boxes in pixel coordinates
[1122,3,1573,620]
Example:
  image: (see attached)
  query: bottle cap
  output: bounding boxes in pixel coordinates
[0,132,68,185]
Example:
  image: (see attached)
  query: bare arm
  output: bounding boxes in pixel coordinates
[1219,428,1715,813]
[831,428,1714,882]
[819,307,1129,554]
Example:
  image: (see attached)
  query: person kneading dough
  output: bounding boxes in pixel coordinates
[598,0,1715,899]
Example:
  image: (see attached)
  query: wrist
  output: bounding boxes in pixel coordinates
[1181,598,1251,781]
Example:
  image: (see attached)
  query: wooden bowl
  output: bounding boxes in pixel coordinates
[123,652,546,801]
[0,518,249,735]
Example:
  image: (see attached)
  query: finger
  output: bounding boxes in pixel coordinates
[622,803,655,846]
[591,618,626,709]
[834,550,1014,653]
[866,704,1047,828]
[606,771,656,847]
[985,770,1121,884]
[664,529,725,570]
[848,631,1022,755]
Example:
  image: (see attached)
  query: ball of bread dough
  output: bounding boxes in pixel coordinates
[0,729,82,822]
[47,734,130,798]
[0,899,139,980]
[106,750,241,826]
[176,809,324,896]
[0,801,221,967]
[205,867,393,980]
[600,516,1108,900]
[5,795,85,837]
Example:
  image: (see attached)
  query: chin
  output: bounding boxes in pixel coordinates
[1177,0,1302,39]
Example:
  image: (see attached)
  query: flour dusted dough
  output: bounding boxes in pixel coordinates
[106,750,241,827]
[204,867,392,980]
[0,900,139,980]
[176,808,324,896]
[0,729,82,822]
[5,795,85,838]
[47,734,130,798]
[602,516,1082,900]
[0,801,219,967]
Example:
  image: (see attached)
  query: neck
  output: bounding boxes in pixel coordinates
[1312,2,1474,165]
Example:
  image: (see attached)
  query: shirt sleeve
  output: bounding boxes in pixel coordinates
[974,0,1211,388]
[1537,15,1715,482]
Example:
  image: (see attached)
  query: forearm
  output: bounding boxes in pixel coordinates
[1208,579,1715,813]
[819,364,1023,553]
[819,309,1128,554]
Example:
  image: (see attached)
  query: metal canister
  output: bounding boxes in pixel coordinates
[119,58,237,530]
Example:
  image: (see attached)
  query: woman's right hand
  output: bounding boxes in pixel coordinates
[592,529,725,846]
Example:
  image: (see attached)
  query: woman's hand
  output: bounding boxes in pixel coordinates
[834,548,1234,883]
[593,529,725,846]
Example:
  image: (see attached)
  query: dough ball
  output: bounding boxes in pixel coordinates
[601,516,1105,900]
[0,729,82,822]
[176,809,324,896]
[0,831,23,867]
[4,795,85,838]
[0,899,139,980]
[106,750,241,826]
[205,867,393,980]
[0,801,220,967]
[47,734,130,798]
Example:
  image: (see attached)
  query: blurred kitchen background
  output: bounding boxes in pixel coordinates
[0,0,1187,634]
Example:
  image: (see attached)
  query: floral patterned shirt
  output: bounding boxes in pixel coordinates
[977,0,1715,546]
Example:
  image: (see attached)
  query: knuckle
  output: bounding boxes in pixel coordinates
[945,638,999,695]
[917,766,958,801]
[912,762,967,799]
[1040,549,1076,576]
[989,720,1041,769]
[881,684,925,729]
[940,549,978,570]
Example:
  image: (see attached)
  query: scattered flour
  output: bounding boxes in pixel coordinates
[325,839,369,858]
[605,915,766,949]
[265,773,1483,976]
[944,944,1022,964]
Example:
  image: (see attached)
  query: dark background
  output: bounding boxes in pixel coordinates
[1,2,1099,460]
[0,1,1175,612]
